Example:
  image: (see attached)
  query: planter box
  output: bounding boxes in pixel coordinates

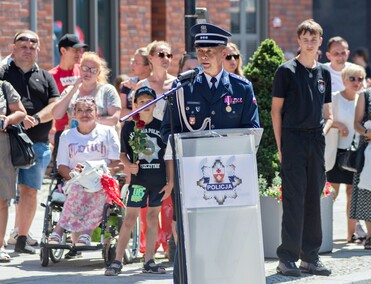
[260,193,333,258]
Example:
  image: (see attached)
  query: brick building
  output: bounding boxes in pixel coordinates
[2,0,367,82]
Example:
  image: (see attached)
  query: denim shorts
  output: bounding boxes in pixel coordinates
[18,142,51,190]
[126,184,164,208]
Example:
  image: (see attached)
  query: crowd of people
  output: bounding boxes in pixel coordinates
[0,18,370,284]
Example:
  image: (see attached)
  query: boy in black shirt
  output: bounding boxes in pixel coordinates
[272,19,333,277]
[105,86,173,276]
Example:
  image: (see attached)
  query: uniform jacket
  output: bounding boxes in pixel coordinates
[160,70,260,142]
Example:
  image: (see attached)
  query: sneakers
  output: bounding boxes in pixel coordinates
[276,260,301,276]
[8,230,38,246]
[299,259,331,276]
[14,236,36,254]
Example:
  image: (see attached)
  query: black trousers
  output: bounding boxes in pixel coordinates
[276,128,326,262]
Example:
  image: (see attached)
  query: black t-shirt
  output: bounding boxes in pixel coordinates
[272,58,332,129]
[121,118,167,192]
[0,62,60,142]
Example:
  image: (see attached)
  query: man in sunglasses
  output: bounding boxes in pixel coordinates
[0,29,60,254]
[161,23,260,284]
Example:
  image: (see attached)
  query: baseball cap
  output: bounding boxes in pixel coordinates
[134,87,156,102]
[58,34,88,50]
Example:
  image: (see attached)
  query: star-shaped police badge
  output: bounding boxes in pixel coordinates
[196,159,242,205]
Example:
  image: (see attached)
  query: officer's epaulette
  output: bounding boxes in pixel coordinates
[229,73,250,83]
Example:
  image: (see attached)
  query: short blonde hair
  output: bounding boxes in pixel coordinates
[81,51,110,84]
[341,63,366,81]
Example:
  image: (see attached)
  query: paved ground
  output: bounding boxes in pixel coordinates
[1,180,370,283]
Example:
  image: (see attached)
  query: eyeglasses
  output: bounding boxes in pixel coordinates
[348,76,364,83]
[225,54,240,61]
[14,36,38,44]
[81,65,99,74]
[157,51,173,59]
[330,51,347,57]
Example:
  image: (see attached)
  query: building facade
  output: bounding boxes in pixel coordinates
[6,0,356,82]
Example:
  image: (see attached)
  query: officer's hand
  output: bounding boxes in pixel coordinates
[130,160,139,175]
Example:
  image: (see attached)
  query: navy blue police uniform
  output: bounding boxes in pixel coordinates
[273,58,331,263]
[160,23,260,284]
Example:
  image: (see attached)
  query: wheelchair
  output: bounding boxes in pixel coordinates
[39,171,140,267]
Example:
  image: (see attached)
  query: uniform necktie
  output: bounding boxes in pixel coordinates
[210,77,217,95]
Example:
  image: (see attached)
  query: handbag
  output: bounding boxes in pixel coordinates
[1,82,36,169]
[338,142,367,173]
[6,124,36,169]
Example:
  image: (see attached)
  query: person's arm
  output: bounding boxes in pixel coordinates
[322,102,333,135]
[159,159,174,201]
[0,82,27,128]
[96,84,121,126]
[52,78,82,119]
[120,152,139,175]
[354,92,370,141]
[271,97,284,162]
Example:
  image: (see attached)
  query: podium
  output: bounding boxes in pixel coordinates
[173,128,265,284]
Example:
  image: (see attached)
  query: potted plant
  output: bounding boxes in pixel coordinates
[259,173,334,258]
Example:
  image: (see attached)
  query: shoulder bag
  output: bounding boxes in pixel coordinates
[338,89,371,173]
[2,82,36,169]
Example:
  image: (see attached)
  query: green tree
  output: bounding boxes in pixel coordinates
[244,39,285,184]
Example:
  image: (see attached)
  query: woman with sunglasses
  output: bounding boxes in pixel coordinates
[135,41,176,121]
[325,63,366,243]
[223,42,244,77]
[53,52,121,128]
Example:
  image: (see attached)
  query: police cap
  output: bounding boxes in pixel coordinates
[191,23,231,48]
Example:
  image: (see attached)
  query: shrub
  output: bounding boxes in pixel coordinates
[244,39,285,184]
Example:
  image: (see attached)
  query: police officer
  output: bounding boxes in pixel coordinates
[160,23,260,284]
[161,23,259,142]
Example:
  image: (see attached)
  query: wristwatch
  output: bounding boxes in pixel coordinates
[32,114,41,124]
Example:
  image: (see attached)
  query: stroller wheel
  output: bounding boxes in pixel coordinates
[40,247,50,267]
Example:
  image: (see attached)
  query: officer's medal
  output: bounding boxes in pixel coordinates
[224,96,232,112]
[189,114,196,125]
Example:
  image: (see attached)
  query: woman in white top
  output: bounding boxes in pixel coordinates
[52,52,121,128]
[136,41,176,121]
[326,63,366,243]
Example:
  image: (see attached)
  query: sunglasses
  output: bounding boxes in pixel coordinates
[81,65,99,74]
[157,51,173,59]
[348,76,364,83]
[15,36,38,44]
[225,54,240,61]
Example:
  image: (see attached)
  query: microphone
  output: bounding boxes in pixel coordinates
[177,66,204,81]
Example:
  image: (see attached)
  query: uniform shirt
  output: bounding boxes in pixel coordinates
[160,70,260,142]
[121,118,167,192]
[272,58,332,130]
[49,64,81,131]
[0,61,60,142]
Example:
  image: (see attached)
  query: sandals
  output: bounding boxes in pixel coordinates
[48,232,62,245]
[347,234,362,244]
[104,260,122,276]
[142,259,166,274]
[364,237,371,250]
[0,250,11,263]
[75,234,91,247]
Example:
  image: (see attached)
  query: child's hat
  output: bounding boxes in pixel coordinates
[134,86,156,102]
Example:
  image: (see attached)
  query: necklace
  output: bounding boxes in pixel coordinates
[305,67,313,78]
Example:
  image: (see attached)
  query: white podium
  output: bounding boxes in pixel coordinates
[173,128,265,284]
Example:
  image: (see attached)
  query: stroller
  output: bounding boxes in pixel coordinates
[39,165,140,267]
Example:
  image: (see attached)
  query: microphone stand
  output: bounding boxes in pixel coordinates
[120,79,193,284]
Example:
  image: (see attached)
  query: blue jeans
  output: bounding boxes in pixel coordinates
[18,142,51,190]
